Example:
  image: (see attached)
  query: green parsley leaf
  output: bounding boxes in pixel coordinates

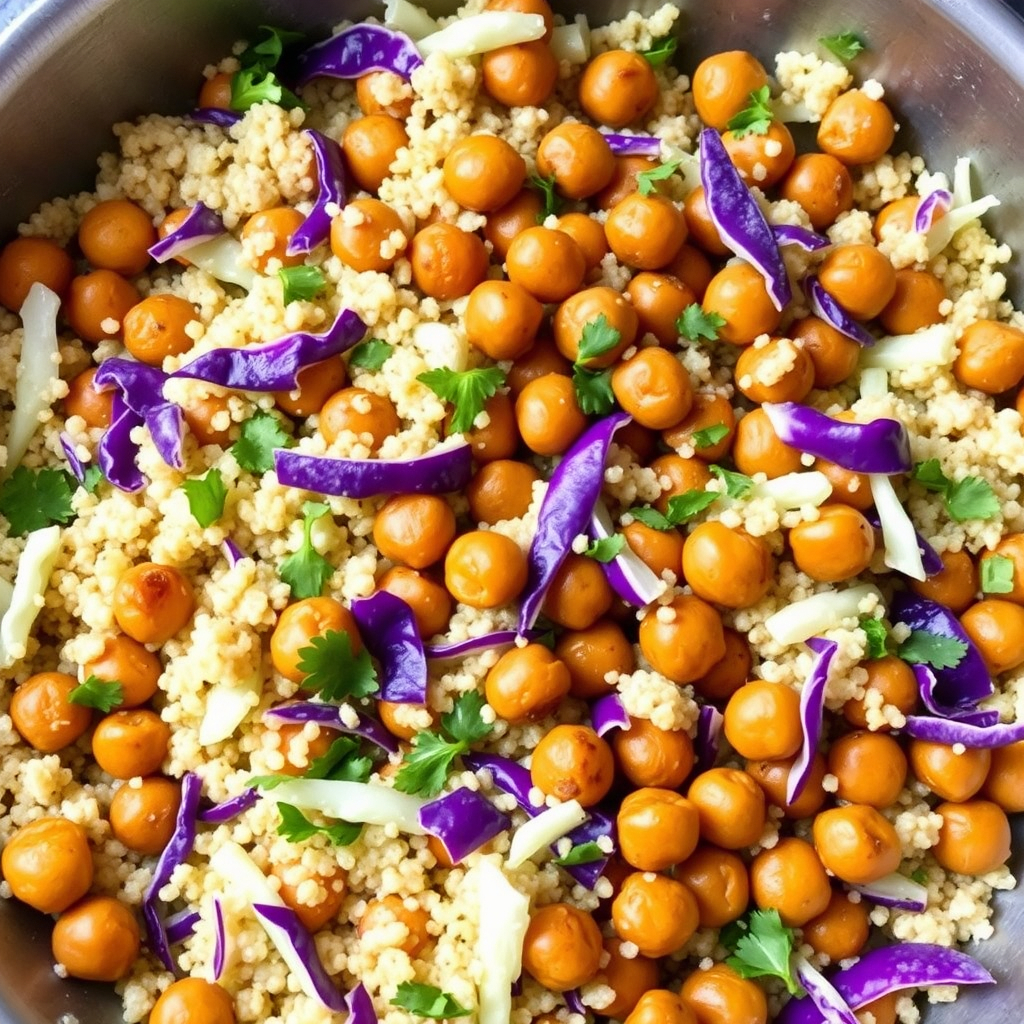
[584,535,626,563]
[81,465,104,494]
[910,867,929,885]
[859,616,890,659]
[981,554,1016,595]
[626,505,674,531]
[297,629,379,702]
[691,423,730,450]
[67,675,124,713]
[553,841,605,866]
[441,690,493,745]
[417,366,507,434]
[390,982,471,1019]
[726,909,800,995]
[231,411,294,474]
[529,173,563,221]
[912,459,948,493]
[898,629,968,671]
[0,466,77,536]
[305,736,373,783]
[239,25,305,69]
[576,314,623,364]
[946,476,1000,523]
[665,489,719,523]
[278,501,335,599]
[278,265,326,305]
[677,304,726,343]
[572,366,617,416]
[710,464,753,499]
[819,31,866,62]
[637,159,680,197]
[719,918,748,953]
[230,65,306,112]
[348,338,393,372]
[640,35,677,67]
[181,468,227,528]
[248,773,295,790]
[726,85,774,138]
[276,802,361,846]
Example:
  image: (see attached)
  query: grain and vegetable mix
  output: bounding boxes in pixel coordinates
[0,2,1023,1023]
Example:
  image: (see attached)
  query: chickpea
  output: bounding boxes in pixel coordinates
[683,523,774,610]
[858,994,898,1024]
[665,243,716,300]
[683,187,730,257]
[379,700,436,742]
[121,293,196,366]
[330,198,407,275]
[750,837,832,927]
[694,629,752,703]
[953,319,1024,394]
[271,861,348,932]
[64,366,114,428]
[464,280,543,363]
[626,272,695,345]
[275,358,347,418]
[623,521,684,580]
[909,549,978,614]
[723,120,795,187]
[483,189,544,260]
[650,453,712,512]
[878,269,946,336]
[614,718,695,789]
[355,70,414,118]
[515,373,588,456]
[733,407,803,478]
[443,134,526,213]
[680,963,768,1024]
[484,643,570,723]
[92,709,170,779]
[535,123,616,202]
[378,567,452,639]
[82,633,161,709]
[319,387,400,451]
[109,776,181,855]
[639,593,726,684]
[734,337,815,405]
[983,740,1024,812]
[844,655,918,730]
[605,192,688,270]
[687,768,766,849]
[270,597,363,684]
[817,243,897,321]
[610,348,692,430]
[909,740,990,802]
[791,315,861,389]
[182,391,233,447]
[150,979,235,1024]
[579,48,659,127]
[612,872,699,958]
[617,787,700,870]
[818,89,896,165]
[788,505,876,583]
[828,731,907,808]
[372,495,456,569]
[485,0,554,39]
[274,722,334,776]
[553,285,639,366]
[411,222,488,300]
[238,207,305,274]
[812,805,902,884]
[961,598,1024,675]
[10,671,91,753]
[554,212,608,270]
[444,530,528,609]
[873,196,920,243]
[815,456,873,511]
[626,990,697,1024]
[803,890,871,963]
[156,208,195,267]
[692,50,769,130]
[505,335,572,396]
[198,70,232,108]
[557,618,636,698]
[342,114,408,193]
[358,894,432,956]
[676,845,749,928]
[522,903,603,991]
[466,459,540,525]
[506,226,586,303]
[702,262,782,345]
[0,236,73,312]
[78,199,155,277]
[723,681,802,761]
[593,155,659,210]
[2,817,93,913]
[65,270,141,344]
[481,40,558,108]
[532,724,615,806]
[542,553,614,631]
[779,153,854,230]
[663,392,737,463]
[113,562,195,645]
[51,895,140,982]
[933,799,1011,875]
[746,752,828,820]
[598,938,660,1021]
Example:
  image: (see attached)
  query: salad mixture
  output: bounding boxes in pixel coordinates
[1,2,1023,1024]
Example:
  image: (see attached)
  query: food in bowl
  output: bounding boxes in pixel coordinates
[0,1,1022,1022]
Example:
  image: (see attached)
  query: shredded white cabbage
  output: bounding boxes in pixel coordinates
[506,799,586,868]
[384,0,438,39]
[764,583,882,646]
[860,323,957,371]
[198,675,262,746]
[923,156,1000,257]
[857,366,890,400]
[550,16,590,64]
[752,471,833,510]
[0,525,62,669]
[185,235,257,290]
[951,156,973,207]
[663,145,702,197]
[869,473,927,582]
[263,778,428,834]
[475,859,530,1024]
[418,12,546,59]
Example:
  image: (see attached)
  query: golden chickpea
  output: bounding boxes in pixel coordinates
[464,280,543,361]
[680,963,768,1024]
[722,120,795,187]
[122,294,196,365]
[270,597,363,684]
[0,236,73,312]
[702,262,782,345]
[683,523,774,610]
[378,700,436,742]
[319,386,400,451]
[909,740,991,802]
[617,787,700,870]
[532,724,615,806]
[505,335,572,396]
[481,40,558,108]
[687,768,766,849]
[733,407,803,478]
[522,903,603,991]
[791,315,861,389]
[651,453,712,513]
[239,207,306,274]
[554,212,609,270]
[182,391,233,447]
[663,392,737,463]
[483,189,544,261]
[92,709,170,779]
[789,505,876,583]
[750,837,832,927]
[818,89,896,165]
[579,48,659,127]
[444,530,528,609]
[595,156,662,210]
[692,50,769,130]
[606,192,688,270]
[484,643,570,723]
[953,319,1024,394]
[342,114,408,193]
[779,152,854,230]
[52,895,140,982]
[83,634,162,708]
[803,890,871,963]
[411,222,488,300]
[683,187,730,257]
[598,938,660,1021]
[694,628,753,703]
[506,226,586,303]
[274,358,347,418]
[816,457,873,511]
[329,198,407,274]
[150,979,235,1024]
[982,740,1024,812]
[113,562,195,645]
[734,337,815,405]
[65,269,141,344]
[723,681,802,761]
[626,272,695,345]
[536,123,616,200]
[156,208,195,267]
[676,845,750,928]
[515,373,588,456]
[639,593,726,684]
[542,553,614,631]
[623,520,684,580]
[378,567,452,639]
[933,799,1011,875]
[373,495,456,569]
[909,549,978,614]
[553,285,639,366]
[812,805,902,884]
[78,199,155,276]
[614,718,695,789]
[745,753,828,820]
[818,243,897,321]
[557,619,636,698]
[466,459,540,525]
[612,872,699,958]
[611,347,693,429]
[878,269,946,336]
[458,391,519,463]
[271,862,348,933]
[274,722,334,776]
[1,816,93,914]
[109,776,181,855]
[858,995,898,1024]
[443,134,526,213]
[666,243,716,300]
[10,671,91,753]
[197,70,232,109]
[873,196,920,243]
[355,70,414,118]
[358,894,432,957]
[64,366,114,428]
[961,598,1024,675]
[829,731,907,808]
[626,990,698,1024]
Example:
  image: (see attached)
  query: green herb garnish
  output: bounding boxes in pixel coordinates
[67,676,124,713]
[897,629,968,671]
[417,366,506,434]
[297,629,378,702]
[349,338,393,371]
[278,265,326,305]
[636,159,681,196]
[639,35,678,67]
[231,411,293,474]
[181,468,227,528]
[627,489,718,530]
[819,31,866,61]
[0,466,76,536]
[553,841,605,866]
[860,616,890,659]
[390,983,471,1019]
[529,173,563,221]
[726,85,774,138]
[278,501,334,599]
[584,535,626,563]
[276,802,361,846]
[726,909,801,995]
[710,464,753,499]
[677,304,726,343]
[912,460,1000,523]
[691,423,730,450]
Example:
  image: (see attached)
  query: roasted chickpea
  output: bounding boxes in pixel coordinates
[378,700,435,743]
[722,120,795,187]
[52,895,140,982]
[680,963,768,1024]
[613,872,699,958]
[555,619,635,698]
[83,634,162,708]
[319,386,400,451]
[197,70,232,108]
[466,459,540,525]
[150,979,235,1024]
[961,598,1024,675]
[532,724,615,806]
[535,123,616,201]
[458,390,518,463]
[410,222,488,300]
[819,89,895,165]
[682,187,730,257]
[750,837,832,927]
[598,938,660,1021]
[484,643,570,723]
[481,40,558,108]
[611,347,693,429]
[522,903,603,991]
[873,195,920,243]
[65,269,141,344]
[0,236,73,311]
[909,740,991,802]
[702,262,782,345]
[274,358,347,418]
[355,70,414,118]
[812,804,902,884]
[803,890,871,963]
[878,268,946,335]
[1,817,93,914]
[909,549,978,614]
[372,495,456,569]
[271,861,348,932]
[819,246,896,323]
[64,366,114,428]
[506,226,586,303]
[553,211,608,271]
[614,718,695,789]
[617,787,700,870]
[330,198,407,274]
[694,629,753,703]
[650,453,712,512]
[639,593,726,684]
[270,597,362,684]
[92,709,170,779]
[358,894,432,957]
[443,134,526,213]
[734,337,815,404]
[791,315,861,389]
[515,372,587,456]
[844,655,919,730]
[723,680,802,761]
[828,731,907,808]
[666,243,716,300]
[815,456,873,511]
[122,293,196,365]
[683,523,774,609]
[464,280,543,362]
[687,768,766,849]
[779,153,854,230]
[623,520,684,580]
[733,407,803,478]
[663,392,737,463]
[593,155,660,210]
[342,114,408,193]
[933,799,1011,875]
[983,740,1024,812]
[109,776,181,855]
[553,285,638,366]
[953,319,1024,394]
[789,505,876,583]
[113,562,195,645]
[444,530,528,609]
[605,192,688,270]
[378,567,452,639]
[746,752,828,820]
[239,207,305,274]
[676,845,749,928]
[624,272,693,345]
[181,391,232,447]
[858,994,898,1024]
[542,553,614,631]
[483,189,544,260]
[78,199,155,276]
[506,335,572,395]
[579,48,659,127]
[274,722,334,776]
[692,50,769,130]
[625,990,697,1024]
[10,671,91,753]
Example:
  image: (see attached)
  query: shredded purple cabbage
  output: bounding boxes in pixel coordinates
[294,24,423,86]
[198,787,259,824]
[590,500,664,608]
[211,897,227,980]
[696,705,724,773]
[190,108,244,129]
[774,224,831,251]
[418,788,511,863]
[149,201,227,263]
[222,538,247,567]
[864,510,942,576]
[902,714,1024,748]
[98,394,146,493]
[599,132,661,157]
[591,693,630,738]
[164,909,201,946]
[911,663,998,727]
[59,432,86,483]
[351,590,427,704]
[564,989,587,1015]
[805,275,876,347]
[264,702,400,755]
[424,629,523,659]
[145,400,186,470]
[287,130,348,255]
[914,188,953,234]
[850,871,928,912]
[793,956,859,1024]
[345,982,379,1024]
[787,637,837,805]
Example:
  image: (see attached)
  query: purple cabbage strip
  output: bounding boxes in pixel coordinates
[849,871,928,912]
[351,590,427,704]
[287,129,348,255]
[793,957,859,1024]
[211,897,226,980]
[591,693,630,738]
[274,441,473,499]
[914,188,953,234]
[773,224,831,251]
[93,358,170,416]
[172,307,366,392]
[805,275,876,348]
[696,705,724,773]
[149,201,226,263]
[164,909,201,946]
[198,787,259,824]
[294,24,423,87]
[590,500,664,608]
[777,944,993,1024]
[222,538,247,567]
[425,629,523,660]
[786,637,837,805]
[565,989,587,1015]
[599,132,661,157]
[564,807,617,890]
[143,772,203,971]
[189,108,244,129]
[863,510,943,577]
[251,903,347,1012]
[264,702,400,755]
[911,663,998,727]
[518,412,631,635]
[699,127,791,310]
[902,714,1024,748]
[417,788,511,863]
[59,432,86,483]
[146,400,186,470]
[762,402,911,475]
[98,394,146,493]
[345,982,379,1024]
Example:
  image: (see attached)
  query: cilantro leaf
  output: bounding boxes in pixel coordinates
[0,466,76,536]
[349,338,393,371]
[278,265,326,305]
[911,867,929,885]
[297,629,379,702]
[67,675,124,713]
[677,304,725,343]
[710,465,753,499]
[390,983,471,1019]
[441,690,493,745]
[627,505,674,531]
[276,802,361,846]
[585,535,626,563]
[230,66,305,112]
[181,468,227,528]
[726,85,775,138]
[665,490,719,523]
[529,174,563,221]
[576,315,623,364]
[691,423,729,450]
[239,25,305,69]
[305,736,373,783]
[726,909,800,995]
[819,31,866,61]
[981,554,1016,595]
[637,159,680,197]
[231,411,294,474]
[573,366,616,416]
[860,616,890,659]
[278,501,335,599]
[81,465,104,494]
[417,366,506,434]
[897,629,968,671]
[640,35,677,67]
[946,476,999,523]
[248,773,295,790]
[553,841,605,866]
[912,459,948,493]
